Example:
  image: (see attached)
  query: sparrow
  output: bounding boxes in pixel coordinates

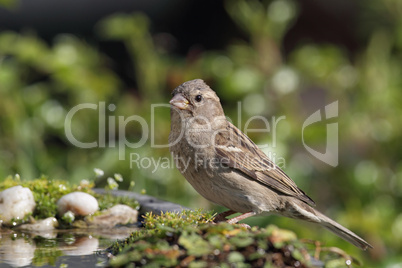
[168,79,372,250]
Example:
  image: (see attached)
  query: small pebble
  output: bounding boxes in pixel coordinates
[0,186,36,225]
[18,217,58,231]
[86,204,138,227]
[57,192,99,216]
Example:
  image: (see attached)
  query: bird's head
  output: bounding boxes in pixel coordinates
[170,79,224,121]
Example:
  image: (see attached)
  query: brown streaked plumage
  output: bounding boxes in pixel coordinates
[214,122,315,206]
[168,79,372,250]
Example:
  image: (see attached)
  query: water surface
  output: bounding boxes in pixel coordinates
[0,227,137,267]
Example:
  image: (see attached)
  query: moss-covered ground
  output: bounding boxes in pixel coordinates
[106,210,361,268]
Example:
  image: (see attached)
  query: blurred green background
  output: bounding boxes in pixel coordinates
[0,0,401,266]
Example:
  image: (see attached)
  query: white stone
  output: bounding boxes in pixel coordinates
[18,217,58,231]
[57,192,99,216]
[0,186,36,225]
[86,204,138,227]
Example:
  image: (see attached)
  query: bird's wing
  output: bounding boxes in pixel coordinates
[214,122,315,206]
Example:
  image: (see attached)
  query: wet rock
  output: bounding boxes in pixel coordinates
[17,217,58,231]
[57,192,99,216]
[0,186,36,225]
[85,204,138,228]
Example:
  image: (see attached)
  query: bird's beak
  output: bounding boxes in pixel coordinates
[170,94,189,110]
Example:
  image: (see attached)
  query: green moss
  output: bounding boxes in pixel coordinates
[107,211,315,267]
[106,211,363,267]
[143,209,215,229]
[97,192,140,212]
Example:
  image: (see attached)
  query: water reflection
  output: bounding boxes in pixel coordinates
[0,227,137,267]
[0,233,35,267]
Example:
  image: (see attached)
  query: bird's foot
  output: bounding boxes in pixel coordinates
[226,211,256,225]
[214,211,256,229]
[213,210,237,223]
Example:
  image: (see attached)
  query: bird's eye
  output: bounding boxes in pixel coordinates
[195,95,203,102]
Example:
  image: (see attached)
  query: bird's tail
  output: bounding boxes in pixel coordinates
[313,209,373,250]
[288,201,373,250]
